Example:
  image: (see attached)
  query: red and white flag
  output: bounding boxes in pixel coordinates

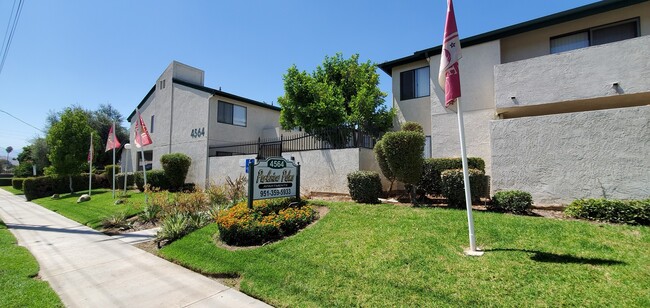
[438,0,462,107]
[134,110,152,148]
[87,134,93,162]
[105,122,121,152]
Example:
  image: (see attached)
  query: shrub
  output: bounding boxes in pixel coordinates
[381,130,425,203]
[116,172,136,190]
[13,162,34,178]
[94,174,110,189]
[225,175,247,204]
[0,178,11,186]
[103,165,121,187]
[216,198,315,246]
[440,169,487,208]
[489,190,533,214]
[160,153,192,191]
[135,170,170,191]
[565,199,650,225]
[22,174,108,200]
[11,178,25,190]
[139,204,162,224]
[347,171,382,204]
[416,157,486,197]
[373,139,395,192]
[101,212,131,230]
[401,121,424,133]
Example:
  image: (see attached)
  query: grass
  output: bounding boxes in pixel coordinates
[160,201,650,307]
[0,220,63,307]
[31,189,145,229]
[1,185,24,195]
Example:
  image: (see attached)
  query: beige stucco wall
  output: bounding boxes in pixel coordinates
[500,1,650,63]
[495,35,650,114]
[207,155,255,186]
[392,59,432,134]
[490,105,650,205]
[207,96,281,148]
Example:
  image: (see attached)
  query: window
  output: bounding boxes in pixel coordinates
[150,115,154,133]
[137,150,153,171]
[550,18,639,54]
[159,79,166,89]
[218,101,247,126]
[400,66,429,100]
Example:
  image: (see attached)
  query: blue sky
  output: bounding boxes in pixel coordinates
[0,0,595,157]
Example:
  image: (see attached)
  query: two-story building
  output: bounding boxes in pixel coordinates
[378,0,650,204]
[125,61,284,187]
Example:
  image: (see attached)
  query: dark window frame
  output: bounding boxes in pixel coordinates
[150,115,154,133]
[217,101,247,127]
[400,66,430,101]
[550,17,639,54]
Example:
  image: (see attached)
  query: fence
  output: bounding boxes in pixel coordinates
[210,128,378,157]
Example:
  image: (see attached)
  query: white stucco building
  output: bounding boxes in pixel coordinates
[126,61,284,188]
[378,0,650,204]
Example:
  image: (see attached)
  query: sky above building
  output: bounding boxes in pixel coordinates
[0,0,595,157]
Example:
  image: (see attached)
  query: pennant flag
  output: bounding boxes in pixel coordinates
[438,0,462,107]
[134,110,152,148]
[105,122,122,152]
[87,134,94,162]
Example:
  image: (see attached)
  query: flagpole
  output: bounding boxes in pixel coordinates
[141,147,148,203]
[112,122,116,199]
[88,132,93,196]
[456,98,482,255]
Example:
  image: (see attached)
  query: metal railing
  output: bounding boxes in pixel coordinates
[210,128,378,157]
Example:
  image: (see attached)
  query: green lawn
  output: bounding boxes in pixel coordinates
[31,189,144,229]
[160,201,650,307]
[0,220,63,307]
[1,185,24,195]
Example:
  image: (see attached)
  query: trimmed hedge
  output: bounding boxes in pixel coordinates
[347,171,383,204]
[401,121,424,133]
[216,198,315,246]
[489,190,533,214]
[103,165,121,187]
[116,172,137,190]
[381,130,425,186]
[416,157,486,197]
[12,178,25,190]
[160,153,191,191]
[0,178,12,186]
[135,170,171,191]
[565,199,650,225]
[22,174,110,201]
[440,169,489,208]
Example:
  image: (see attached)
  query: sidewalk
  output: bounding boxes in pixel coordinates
[0,189,271,308]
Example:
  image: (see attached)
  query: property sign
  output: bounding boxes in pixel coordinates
[248,157,300,207]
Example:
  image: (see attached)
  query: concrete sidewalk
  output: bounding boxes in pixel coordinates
[0,189,271,308]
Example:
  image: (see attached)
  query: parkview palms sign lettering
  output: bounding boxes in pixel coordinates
[248,157,300,208]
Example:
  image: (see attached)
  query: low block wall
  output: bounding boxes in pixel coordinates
[208,148,386,194]
[490,106,650,205]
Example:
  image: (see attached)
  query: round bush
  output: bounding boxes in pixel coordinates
[440,168,485,208]
[347,171,382,204]
[160,153,192,191]
[216,198,315,246]
[489,190,533,214]
[401,121,423,133]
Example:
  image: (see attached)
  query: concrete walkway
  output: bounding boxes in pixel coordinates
[0,189,271,308]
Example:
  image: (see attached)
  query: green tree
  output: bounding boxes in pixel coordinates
[5,146,12,161]
[29,137,49,175]
[16,145,32,163]
[278,53,394,146]
[46,108,99,192]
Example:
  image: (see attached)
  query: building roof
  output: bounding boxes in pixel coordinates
[127,79,280,121]
[377,0,648,76]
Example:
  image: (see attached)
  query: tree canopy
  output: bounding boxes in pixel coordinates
[278,53,394,143]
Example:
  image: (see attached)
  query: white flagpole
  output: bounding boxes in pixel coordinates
[456,98,481,255]
[112,122,116,199]
[88,132,93,196]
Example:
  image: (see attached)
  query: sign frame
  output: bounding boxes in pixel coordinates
[247,157,300,208]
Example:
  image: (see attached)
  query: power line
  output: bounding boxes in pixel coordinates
[0,109,45,133]
[0,0,24,76]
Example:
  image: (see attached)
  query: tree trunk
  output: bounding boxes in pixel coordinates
[69,175,73,193]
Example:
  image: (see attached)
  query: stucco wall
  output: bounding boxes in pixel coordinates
[490,105,650,205]
[207,96,281,147]
[500,1,650,63]
[392,59,432,134]
[495,35,650,111]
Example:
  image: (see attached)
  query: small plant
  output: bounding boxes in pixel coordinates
[226,175,247,205]
[139,204,162,224]
[489,190,533,214]
[347,171,382,204]
[102,212,131,230]
[565,198,650,225]
[206,182,230,207]
[156,213,190,247]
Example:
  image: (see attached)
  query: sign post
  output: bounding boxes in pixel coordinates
[247,157,300,209]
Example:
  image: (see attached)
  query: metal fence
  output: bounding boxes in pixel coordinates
[210,128,378,157]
